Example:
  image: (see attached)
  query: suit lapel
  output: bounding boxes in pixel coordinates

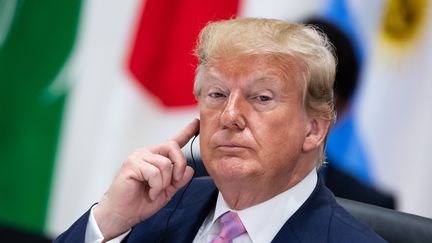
[125,177,218,243]
[271,178,333,243]
[160,177,219,243]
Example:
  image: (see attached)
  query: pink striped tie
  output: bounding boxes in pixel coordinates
[211,211,246,243]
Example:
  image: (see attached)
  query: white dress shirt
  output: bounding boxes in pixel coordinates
[193,169,317,243]
[85,169,317,243]
[84,205,130,243]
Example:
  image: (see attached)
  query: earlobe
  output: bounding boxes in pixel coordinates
[303,118,330,152]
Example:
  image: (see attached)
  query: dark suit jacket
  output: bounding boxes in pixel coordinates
[55,177,386,243]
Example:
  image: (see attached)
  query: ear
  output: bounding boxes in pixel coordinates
[303,117,331,152]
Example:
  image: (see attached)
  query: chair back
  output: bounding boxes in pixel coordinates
[337,197,432,243]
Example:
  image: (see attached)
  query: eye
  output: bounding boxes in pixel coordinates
[208,92,226,98]
[253,94,273,103]
[257,95,271,102]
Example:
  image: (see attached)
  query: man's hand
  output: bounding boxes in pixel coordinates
[93,119,200,240]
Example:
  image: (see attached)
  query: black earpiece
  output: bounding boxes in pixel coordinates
[157,132,199,242]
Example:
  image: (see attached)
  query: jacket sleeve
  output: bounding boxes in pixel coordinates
[53,208,91,243]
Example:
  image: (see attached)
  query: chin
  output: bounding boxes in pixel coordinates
[206,157,259,181]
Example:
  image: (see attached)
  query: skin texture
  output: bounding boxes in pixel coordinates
[198,54,329,209]
[93,119,199,241]
[93,54,330,241]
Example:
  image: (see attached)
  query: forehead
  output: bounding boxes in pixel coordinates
[202,54,305,90]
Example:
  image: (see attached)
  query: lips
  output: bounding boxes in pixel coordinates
[217,143,249,148]
[212,133,253,151]
[215,142,251,152]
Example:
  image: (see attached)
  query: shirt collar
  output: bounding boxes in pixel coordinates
[210,169,317,243]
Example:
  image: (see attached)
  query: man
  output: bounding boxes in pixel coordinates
[55,18,385,242]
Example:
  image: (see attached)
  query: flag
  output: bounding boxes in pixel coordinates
[321,0,375,185]
[355,0,432,217]
[319,0,432,218]
[0,0,82,238]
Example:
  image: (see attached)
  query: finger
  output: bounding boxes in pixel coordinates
[175,166,194,189]
[167,141,187,181]
[150,141,187,182]
[144,153,174,188]
[137,162,164,201]
[166,166,195,199]
[146,119,199,181]
[169,118,200,148]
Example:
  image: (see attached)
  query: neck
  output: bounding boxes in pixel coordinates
[216,164,316,210]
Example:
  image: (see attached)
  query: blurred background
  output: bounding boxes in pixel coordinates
[1,0,431,241]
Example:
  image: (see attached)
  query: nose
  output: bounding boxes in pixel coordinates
[220,92,246,130]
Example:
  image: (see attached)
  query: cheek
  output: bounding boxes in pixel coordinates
[198,108,217,157]
[255,116,306,162]
[199,110,214,138]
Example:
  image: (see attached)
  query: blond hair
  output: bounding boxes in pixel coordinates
[194,17,337,165]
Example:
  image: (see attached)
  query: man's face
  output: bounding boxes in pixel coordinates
[198,54,314,190]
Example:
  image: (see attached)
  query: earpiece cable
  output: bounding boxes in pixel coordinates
[157,134,198,242]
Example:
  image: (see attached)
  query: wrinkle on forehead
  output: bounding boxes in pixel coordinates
[203,54,306,98]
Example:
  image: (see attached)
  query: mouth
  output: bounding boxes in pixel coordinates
[216,143,251,151]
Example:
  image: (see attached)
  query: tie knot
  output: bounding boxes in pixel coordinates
[212,211,246,243]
